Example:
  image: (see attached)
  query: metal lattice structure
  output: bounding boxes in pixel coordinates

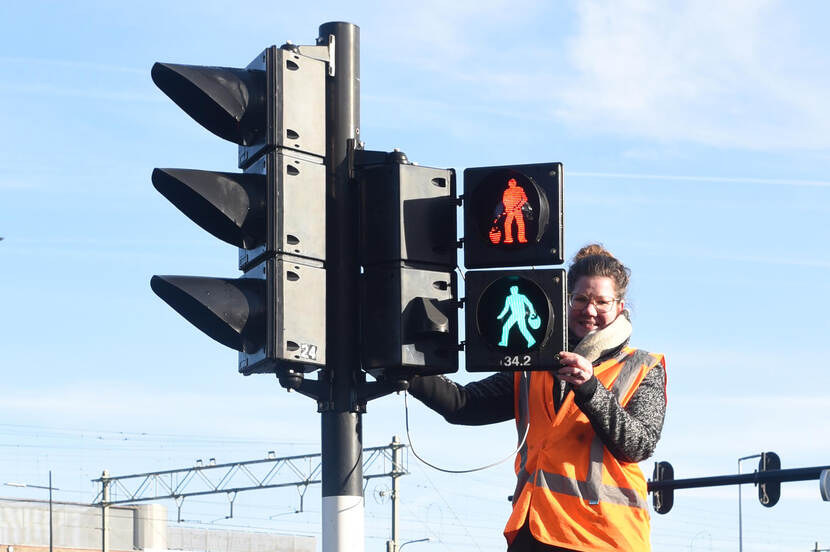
[92,440,407,508]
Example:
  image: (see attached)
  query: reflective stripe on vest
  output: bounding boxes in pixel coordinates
[512,374,532,504]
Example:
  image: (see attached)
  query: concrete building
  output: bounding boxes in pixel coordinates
[0,498,315,552]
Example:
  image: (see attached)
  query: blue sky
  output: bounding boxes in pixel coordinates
[2,1,830,551]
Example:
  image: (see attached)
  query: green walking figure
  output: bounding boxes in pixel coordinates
[497,285,537,348]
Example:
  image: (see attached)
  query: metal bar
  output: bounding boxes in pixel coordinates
[97,465,404,506]
[648,465,830,492]
[48,471,53,552]
[238,464,265,486]
[737,454,761,552]
[92,443,403,506]
[100,472,109,552]
[285,459,310,481]
[102,479,323,506]
[390,437,401,552]
[260,459,286,485]
[215,465,244,489]
[129,475,155,499]
[172,469,197,496]
[92,453,324,482]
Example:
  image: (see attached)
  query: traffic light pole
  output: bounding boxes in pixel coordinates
[649,462,830,514]
[318,22,364,552]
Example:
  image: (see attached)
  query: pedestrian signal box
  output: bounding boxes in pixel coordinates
[465,269,566,372]
[463,162,563,268]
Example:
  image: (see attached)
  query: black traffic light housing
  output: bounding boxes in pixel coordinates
[358,157,458,268]
[464,269,566,372]
[151,45,326,164]
[464,162,563,269]
[150,257,325,372]
[151,150,326,269]
[355,148,460,381]
[361,266,458,380]
[758,451,781,507]
[651,461,675,514]
[151,45,328,380]
[462,161,566,373]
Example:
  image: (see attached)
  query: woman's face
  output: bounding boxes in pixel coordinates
[568,275,624,339]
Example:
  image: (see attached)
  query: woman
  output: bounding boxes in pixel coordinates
[408,244,667,552]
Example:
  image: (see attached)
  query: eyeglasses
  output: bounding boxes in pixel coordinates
[568,293,619,313]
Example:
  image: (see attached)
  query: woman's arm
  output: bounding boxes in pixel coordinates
[573,365,666,462]
[407,372,515,426]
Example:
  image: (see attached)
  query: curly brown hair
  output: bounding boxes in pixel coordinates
[567,243,631,299]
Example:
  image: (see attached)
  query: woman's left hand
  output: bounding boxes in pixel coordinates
[556,351,594,387]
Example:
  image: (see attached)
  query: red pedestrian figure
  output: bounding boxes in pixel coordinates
[501,177,528,244]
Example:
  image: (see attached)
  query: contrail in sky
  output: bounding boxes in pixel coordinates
[569,171,830,188]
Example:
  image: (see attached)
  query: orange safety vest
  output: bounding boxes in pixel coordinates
[505,347,666,552]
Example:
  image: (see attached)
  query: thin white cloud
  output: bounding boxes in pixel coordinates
[626,242,830,269]
[555,0,830,151]
[0,56,159,103]
[0,56,146,75]
[0,81,160,103]
[362,0,565,106]
[0,176,37,190]
[365,0,543,65]
[569,171,830,188]
[0,384,319,443]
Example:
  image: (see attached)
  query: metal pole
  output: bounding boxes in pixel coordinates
[387,436,402,552]
[319,21,362,552]
[738,454,761,552]
[48,470,53,552]
[101,470,109,552]
[648,465,830,492]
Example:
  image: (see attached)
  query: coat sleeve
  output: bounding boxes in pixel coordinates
[573,363,667,463]
[407,372,515,426]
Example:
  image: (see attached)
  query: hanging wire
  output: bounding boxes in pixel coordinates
[403,390,528,474]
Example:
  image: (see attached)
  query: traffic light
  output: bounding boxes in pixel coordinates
[651,461,675,514]
[463,162,563,269]
[358,151,457,268]
[462,162,566,372]
[356,149,460,380]
[150,45,328,379]
[758,451,781,507]
[464,269,566,372]
[361,265,458,380]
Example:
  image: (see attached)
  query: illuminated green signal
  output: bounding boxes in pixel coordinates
[473,274,551,354]
[465,269,566,372]
[496,285,538,348]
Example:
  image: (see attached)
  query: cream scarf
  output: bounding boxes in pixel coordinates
[572,310,632,364]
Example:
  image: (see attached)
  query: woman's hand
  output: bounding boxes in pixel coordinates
[556,351,594,387]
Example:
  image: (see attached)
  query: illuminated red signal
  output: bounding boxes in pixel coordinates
[488,177,530,245]
[463,163,563,268]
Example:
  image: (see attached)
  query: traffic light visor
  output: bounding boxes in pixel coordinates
[151,275,265,353]
[152,168,265,250]
[151,62,266,146]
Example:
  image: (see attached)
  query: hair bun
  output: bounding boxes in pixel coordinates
[573,243,615,262]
